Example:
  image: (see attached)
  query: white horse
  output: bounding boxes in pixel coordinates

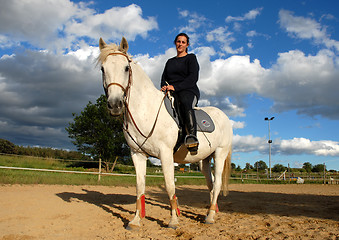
[98,37,233,229]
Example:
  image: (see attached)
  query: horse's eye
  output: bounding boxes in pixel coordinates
[125,66,129,72]
[101,66,104,73]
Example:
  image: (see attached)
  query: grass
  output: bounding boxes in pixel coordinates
[0,154,330,185]
[0,154,209,186]
[0,168,209,186]
[0,168,137,186]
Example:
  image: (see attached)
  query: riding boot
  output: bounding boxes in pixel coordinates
[184,109,199,153]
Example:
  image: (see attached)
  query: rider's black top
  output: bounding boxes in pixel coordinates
[161,53,200,99]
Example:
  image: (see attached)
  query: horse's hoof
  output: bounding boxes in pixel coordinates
[205,217,215,224]
[168,220,179,229]
[126,223,140,231]
[168,224,178,229]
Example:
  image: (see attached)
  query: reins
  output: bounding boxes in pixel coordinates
[104,52,167,156]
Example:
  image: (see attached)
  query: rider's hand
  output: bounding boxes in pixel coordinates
[161,85,175,92]
[167,85,175,91]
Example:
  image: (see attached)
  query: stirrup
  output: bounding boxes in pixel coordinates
[187,145,198,155]
[184,135,199,149]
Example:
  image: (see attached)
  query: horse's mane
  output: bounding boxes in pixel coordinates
[97,44,132,64]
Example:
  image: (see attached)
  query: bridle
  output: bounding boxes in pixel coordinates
[103,52,132,99]
[102,51,167,156]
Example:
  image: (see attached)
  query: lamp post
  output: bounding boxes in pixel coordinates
[264,117,274,178]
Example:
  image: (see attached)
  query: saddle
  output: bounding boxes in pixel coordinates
[164,95,215,153]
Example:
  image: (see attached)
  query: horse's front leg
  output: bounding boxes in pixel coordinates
[127,151,147,230]
[160,149,180,229]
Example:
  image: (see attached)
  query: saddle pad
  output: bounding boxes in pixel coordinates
[164,96,215,133]
[195,109,215,133]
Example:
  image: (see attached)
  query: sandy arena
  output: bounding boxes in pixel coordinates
[0,184,338,239]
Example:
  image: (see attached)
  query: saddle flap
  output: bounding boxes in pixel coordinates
[195,109,215,133]
[164,96,215,133]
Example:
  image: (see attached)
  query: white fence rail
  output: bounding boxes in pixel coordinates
[2,165,338,184]
[1,153,337,183]
[0,165,206,179]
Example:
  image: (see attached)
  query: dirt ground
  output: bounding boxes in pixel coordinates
[0,184,338,240]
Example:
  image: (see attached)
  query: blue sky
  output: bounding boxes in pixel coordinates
[0,0,338,170]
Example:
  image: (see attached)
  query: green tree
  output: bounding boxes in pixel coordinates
[0,139,17,154]
[235,165,242,171]
[190,162,200,171]
[312,164,326,173]
[272,164,286,173]
[245,162,253,170]
[254,160,268,171]
[66,95,129,165]
[302,162,312,173]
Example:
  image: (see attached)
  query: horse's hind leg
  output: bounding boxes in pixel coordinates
[205,147,228,224]
[200,156,214,201]
[127,152,147,230]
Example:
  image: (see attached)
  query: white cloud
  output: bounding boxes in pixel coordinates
[206,27,243,54]
[226,7,263,22]
[0,0,84,50]
[149,157,178,166]
[233,134,266,153]
[232,135,339,157]
[194,46,216,80]
[199,54,266,97]
[0,1,158,51]
[261,49,339,118]
[279,138,339,156]
[178,10,189,18]
[219,98,246,117]
[65,4,158,42]
[178,10,207,34]
[320,14,335,21]
[246,30,270,39]
[197,99,210,107]
[134,48,176,87]
[231,120,245,129]
[67,45,99,61]
[246,30,257,37]
[0,35,17,49]
[279,9,339,51]
[149,157,161,166]
[206,27,232,42]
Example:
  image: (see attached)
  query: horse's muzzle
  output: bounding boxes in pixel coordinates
[107,98,124,116]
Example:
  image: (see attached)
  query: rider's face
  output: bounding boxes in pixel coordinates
[175,36,189,54]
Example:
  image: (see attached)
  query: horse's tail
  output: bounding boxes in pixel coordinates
[222,145,232,196]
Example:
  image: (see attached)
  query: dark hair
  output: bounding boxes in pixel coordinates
[174,33,190,52]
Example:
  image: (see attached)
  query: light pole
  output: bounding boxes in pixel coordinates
[264,117,274,178]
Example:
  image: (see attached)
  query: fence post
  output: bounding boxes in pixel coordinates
[98,158,102,182]
[323,162,326,184]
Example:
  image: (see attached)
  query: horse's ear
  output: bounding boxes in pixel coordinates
[99,38,107,51]
[119,37,129,53]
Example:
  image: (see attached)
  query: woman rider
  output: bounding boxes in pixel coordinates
[160,33,200,153]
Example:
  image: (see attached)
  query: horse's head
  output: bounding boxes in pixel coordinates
[98,37,131,116]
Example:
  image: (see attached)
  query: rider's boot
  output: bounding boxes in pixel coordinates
[184,109,199,154]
